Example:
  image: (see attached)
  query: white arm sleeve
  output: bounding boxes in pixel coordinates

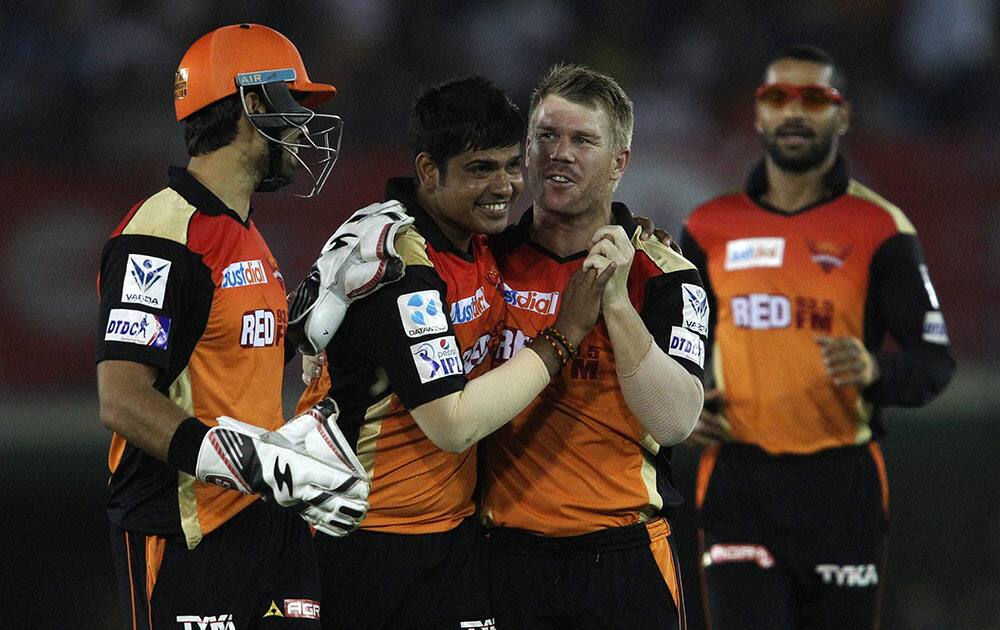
[409,347,551,453]
[617,337,704,446]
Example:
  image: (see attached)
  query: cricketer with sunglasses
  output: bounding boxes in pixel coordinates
[679,45,955,629]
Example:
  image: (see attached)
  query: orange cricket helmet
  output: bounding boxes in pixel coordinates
[174,23,336,121]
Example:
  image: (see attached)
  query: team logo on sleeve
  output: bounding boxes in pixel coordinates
[681,283,709,334]
[724,237,785,270]
[922,311,949,344]
[121,254,171,308]
[398,290,449,337]
[104,308,170,349]
[410,336,463,383]
[668,326,704,368]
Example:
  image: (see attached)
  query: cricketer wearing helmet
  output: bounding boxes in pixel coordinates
[96,24,367,629]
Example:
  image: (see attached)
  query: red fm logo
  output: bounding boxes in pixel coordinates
[731,294,834,333]
[239,308,287,348]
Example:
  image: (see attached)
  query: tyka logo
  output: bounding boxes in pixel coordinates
[815,564,878,588]
[175,614,235,630]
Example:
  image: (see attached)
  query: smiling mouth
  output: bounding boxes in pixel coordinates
[546,174,575,185]
[477,201,509,215]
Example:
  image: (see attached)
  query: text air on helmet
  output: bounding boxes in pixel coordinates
[173,23,342,197]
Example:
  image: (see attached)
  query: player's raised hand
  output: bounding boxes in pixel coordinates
[586,225,635,307]
[554,263,617,346]
[633,215,682,255]
[684,388,732,448]
[816,335,879,388]
[196,398,370,537]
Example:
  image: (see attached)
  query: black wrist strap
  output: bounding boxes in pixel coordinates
[167,417,210,475]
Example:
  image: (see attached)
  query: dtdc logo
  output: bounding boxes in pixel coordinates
[410,336,462,383]
[121,254,171,308]
[397,290,449,338]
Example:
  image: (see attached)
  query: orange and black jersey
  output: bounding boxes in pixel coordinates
[96,167,289,547]
[297,177,506,534]
[480,203,707,537]
[680,156,955,455]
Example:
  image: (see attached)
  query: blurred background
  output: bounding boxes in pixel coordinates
[2,1,997,628]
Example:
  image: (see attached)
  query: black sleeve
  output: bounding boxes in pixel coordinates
[334,265,467,410]
[95,234,213,392]
[861,233,956,407]
[679,226,718,381]
[639,266,709,382]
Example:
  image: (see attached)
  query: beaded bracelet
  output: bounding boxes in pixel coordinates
[543,326,576,357]
[536,330,569,365]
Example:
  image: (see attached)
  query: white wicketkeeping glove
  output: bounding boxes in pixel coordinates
[288,200,414,354]
[196,398,370,537]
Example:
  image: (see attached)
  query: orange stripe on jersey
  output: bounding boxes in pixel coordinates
[695,446,720,510]
[144,535,167,602]
[868,442,890,516]
[686,183,911,454]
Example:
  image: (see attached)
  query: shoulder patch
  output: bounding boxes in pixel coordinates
[847,180,915,235]
[122,188,197,244]
[393,225,434,268]
[631,227,697,274]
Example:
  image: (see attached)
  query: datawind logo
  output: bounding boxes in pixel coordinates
[397,290,449,337]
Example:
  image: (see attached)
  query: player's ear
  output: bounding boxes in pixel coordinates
[242,91,266,115]
[414,152,440,192]
[611,146,630,183]
[836,101,851,137]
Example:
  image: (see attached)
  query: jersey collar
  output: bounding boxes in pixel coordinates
[168,166,252,226]
[384,176,475,261]
[745,153,850,215]
[508,201,638,262]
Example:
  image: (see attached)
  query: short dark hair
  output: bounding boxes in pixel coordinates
[767,44,846,93]
[184,94,243,156]
[408,76,523,180]
[529,64,634,155]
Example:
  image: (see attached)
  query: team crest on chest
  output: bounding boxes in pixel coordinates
[806,240,852,273]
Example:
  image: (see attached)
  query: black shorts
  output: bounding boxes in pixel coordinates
[696,442,890,630]
[110,500,321,629]
[313,517,495,629]
[487,517,685,630]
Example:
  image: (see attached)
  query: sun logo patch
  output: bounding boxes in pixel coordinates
[806,240,853,273]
